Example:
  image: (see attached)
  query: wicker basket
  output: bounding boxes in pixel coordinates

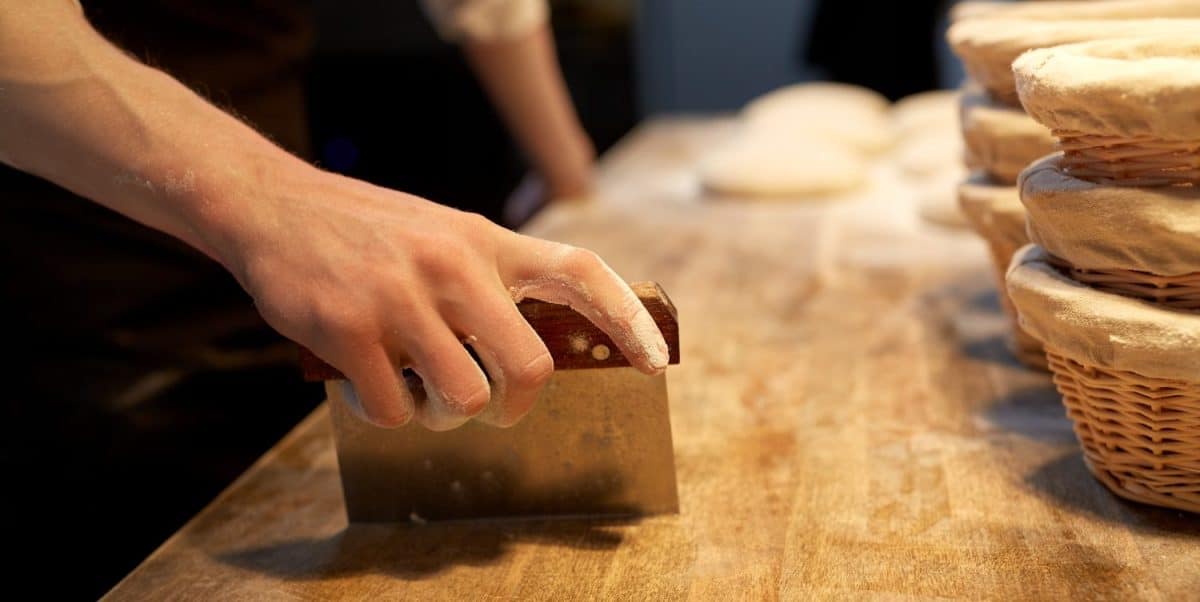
[958,177,1047,370]
[1045,349,1200,513]
[1057,131,1200,187]
[990,244,1048,371]
[1041,254,1200,513]
[1047,255,1200,311]
[1034,129,1200,511]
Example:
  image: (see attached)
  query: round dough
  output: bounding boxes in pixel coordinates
[1007,245,1200,381]
[1014,36,1200,140]
[953,0,1200,23]
[959,89,1057,184]
[892,90,960,138]
[742,83,893,154]
[1020,154,1200,276]
[895,131,963,178]
[916,167,970,229]
[949,19,1200,106]
[699,131,867,198]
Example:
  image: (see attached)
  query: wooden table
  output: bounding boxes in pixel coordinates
[108,119,1200,600]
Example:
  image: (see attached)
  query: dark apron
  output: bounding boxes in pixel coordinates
[1,3,321,596]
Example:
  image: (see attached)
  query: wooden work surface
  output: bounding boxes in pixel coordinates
[109,119,1200,600]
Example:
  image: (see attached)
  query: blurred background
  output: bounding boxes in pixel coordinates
[308,0,964,223]
[5,0,968,597]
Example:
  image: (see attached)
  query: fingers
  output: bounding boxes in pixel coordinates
[336,345,415,428]
[403,323,491,431]
[504,239,669,375]
[454,288,555,428]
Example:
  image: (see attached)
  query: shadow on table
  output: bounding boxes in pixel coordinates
[960,332,1025,370]
[918,272,1025,371]
[964,286,1003,314]
[981,383,1072,444]
[980,382,1200,532]
[218,516,630,581]
[1025,452,1200,536]
[216,456,642,581]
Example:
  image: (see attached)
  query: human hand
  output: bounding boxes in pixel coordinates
[213,170,667,430]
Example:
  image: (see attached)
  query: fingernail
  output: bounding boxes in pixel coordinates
[648,336,669,372]
[656,335,670,365]
[632,311,669,372]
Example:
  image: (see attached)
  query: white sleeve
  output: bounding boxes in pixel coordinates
[419,0,549,43]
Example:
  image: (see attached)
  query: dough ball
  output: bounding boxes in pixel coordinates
[741,83,894,154]
[699,130,868,198]
[895,132,964,179]
[916,166,971,229]
[892,90,960,139]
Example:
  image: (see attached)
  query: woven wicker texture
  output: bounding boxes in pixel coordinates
[957,179,1047,369]
[1057,131,1200,187]
[985,245,1048,371]
[985,244,1047,371]
[1047,255,1200,311]
[1046,349,1200,513]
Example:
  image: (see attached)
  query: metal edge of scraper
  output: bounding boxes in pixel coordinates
[313,281,681,522]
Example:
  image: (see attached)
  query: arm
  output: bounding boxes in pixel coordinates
[422,0,595,200]
[463,26,595,200]
[0,1,666,430]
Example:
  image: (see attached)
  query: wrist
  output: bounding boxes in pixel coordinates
[175,144,323,276]
[540,132,596,199]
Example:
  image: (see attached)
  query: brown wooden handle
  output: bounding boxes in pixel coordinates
[299,281,680,381]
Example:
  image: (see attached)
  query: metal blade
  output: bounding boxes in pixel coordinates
[327,367,679,522]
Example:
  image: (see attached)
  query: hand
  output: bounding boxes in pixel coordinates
[215,170,668,431]
[503,134,595,228]
[0,3,663,433]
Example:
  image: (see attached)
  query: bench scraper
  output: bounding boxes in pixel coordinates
[300,281,680,522]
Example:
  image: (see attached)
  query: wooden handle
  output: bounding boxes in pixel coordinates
[299,281,680,381]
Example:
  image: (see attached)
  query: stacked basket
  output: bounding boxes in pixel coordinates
[1008,37,1200,513]
[948,20,1055,369]
[947,11,1200,370]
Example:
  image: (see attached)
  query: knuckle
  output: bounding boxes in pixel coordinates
[561,247,606,277]
[461,211,495,232]
[413,239,470,280]
[510,352,555,390]
[313,301,373,344]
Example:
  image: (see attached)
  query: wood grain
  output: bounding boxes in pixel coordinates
[298,282,680,380]
[107,118,1200,601]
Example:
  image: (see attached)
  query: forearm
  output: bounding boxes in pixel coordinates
[0,2,313,267]
[463,25,594,198]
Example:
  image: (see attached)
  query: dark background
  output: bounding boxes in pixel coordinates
[2,1,955,598]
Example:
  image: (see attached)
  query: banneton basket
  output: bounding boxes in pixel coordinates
[1046,256,1200,311]
[947,19,1200,106]
[957,173,1045,370]
[959,89,1057,184]
[1019,153,1200,290]
[952,0,1200,24]
[1045,351,1200,513]
[1008,248,1200,513]
[1011,37,1200,512]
